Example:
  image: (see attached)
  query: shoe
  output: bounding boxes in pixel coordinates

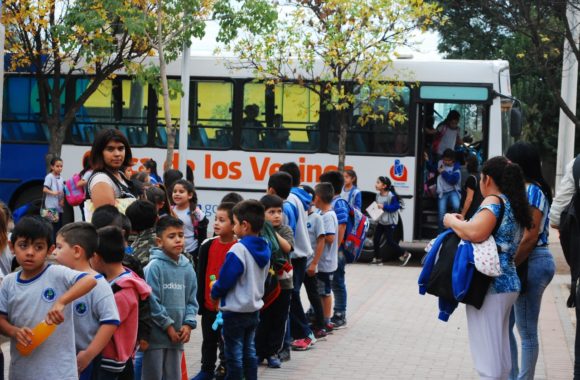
[400,252,412,266]
[370,257,382,264]
[278,347,291,362]
[325,322,335,333]
[313,327,328,339]
[214,364,226,380]
[267,355,282,368]
[191,370,214,380]
[291,337,314,351]
[331,314,347,329]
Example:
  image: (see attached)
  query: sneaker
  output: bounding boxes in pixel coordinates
[278,347,291,362]
[324,322,335,333]
[331,314,347,329]
[313,328,328,339]
[267,355,282,368]
[370,257,382,264]
[191,370,214,380]
[214,364,226,380]
[291,337,314,351]
[400,252,412,266]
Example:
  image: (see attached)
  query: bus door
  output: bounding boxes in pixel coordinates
[413,85,492,241]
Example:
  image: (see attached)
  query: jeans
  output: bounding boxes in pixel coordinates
[438,191,460,231]
[332,251,347,316]
[290,257,312,339]
[373,224,404,261]
[222,311,259,380]
[509,247,555,380]
[133,351,143,380]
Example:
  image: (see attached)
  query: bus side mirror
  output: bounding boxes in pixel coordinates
[510,107,523,138]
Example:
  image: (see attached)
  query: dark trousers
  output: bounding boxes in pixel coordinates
[290,257,311,339]
[222,311,259,380]
[303,273,325,329]
[575,283,580,379]
[255,289,292,358]
[373,223,404,260]
[201,310,225,373]
[93,357,134,380]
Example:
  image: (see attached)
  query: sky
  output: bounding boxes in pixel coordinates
[189,20,443,60]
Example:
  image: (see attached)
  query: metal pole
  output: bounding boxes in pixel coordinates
[178,43,190,176]
[556,3,580,191]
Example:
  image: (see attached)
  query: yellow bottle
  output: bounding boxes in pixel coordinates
[16,320,57,356]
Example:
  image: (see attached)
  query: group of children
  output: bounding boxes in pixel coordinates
[0,160,410,380]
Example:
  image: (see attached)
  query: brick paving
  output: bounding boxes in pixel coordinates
[2,231,576,379]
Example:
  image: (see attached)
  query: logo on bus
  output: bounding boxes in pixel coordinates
[389,160,408,182]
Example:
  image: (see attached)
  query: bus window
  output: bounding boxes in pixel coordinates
[241,83,266,150]
[271,83,320,151]
[328,85,410,155]
[121,80,149,147]
[74,79,114,144]
[155,80,182,148]
[3,76,53,142]
[193,81,233,149]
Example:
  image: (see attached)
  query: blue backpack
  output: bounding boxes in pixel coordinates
[336,198,369,263]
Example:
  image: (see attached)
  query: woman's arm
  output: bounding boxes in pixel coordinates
[444,197,499,242]
[460,188,475,218]
[90,182,117,208]
[514,208,542,266]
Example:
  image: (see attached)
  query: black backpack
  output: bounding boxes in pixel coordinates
[558,155,580,307]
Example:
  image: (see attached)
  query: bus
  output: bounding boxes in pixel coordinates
[0,56,519,245]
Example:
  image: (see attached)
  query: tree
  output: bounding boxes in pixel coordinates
[2,0,155,170]
[231,0,442,171]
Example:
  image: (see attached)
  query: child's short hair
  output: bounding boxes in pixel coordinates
[126,200,158,233]
[92,205,122,229]
[155,216,184,237]
[58,222,98,260]
[442,148,456,160]
[96,226,125,263]
[279,162,301,186]
[268,172,292,199]
[319,170,344,195]
[145,186,166,205]
[260,194,284,211]
[217,202,235,223]
[221,192,244,204]
[314,183,334,204]
[233,200,265,233]
[10,216,53,246]
[302,184,314,198]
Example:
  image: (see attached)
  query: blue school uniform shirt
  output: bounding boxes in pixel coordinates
[527,183,550,246]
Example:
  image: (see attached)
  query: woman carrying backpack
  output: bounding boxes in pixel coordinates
[444,156,531,380]
[506,142,555,380]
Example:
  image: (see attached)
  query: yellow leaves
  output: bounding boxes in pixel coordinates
[516,53,525,59]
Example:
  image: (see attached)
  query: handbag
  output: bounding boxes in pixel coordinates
[84,170,137,222]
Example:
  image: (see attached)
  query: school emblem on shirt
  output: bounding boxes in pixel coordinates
[74,302,88,317]
[41,288,56,303]
[389,160,408,182]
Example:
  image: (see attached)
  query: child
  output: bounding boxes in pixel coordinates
[172,179,208,264]
[0,216,97,380]
[256,194,294,368]
[91,226,151,379]
[303,185,330,336]
[278,162,315,350]
[143,159,162,185]
[126,200,158,266]
[53,222,120,380]
[210,200,271,380]
[373,176,411,266]
[313,183,339,324]
[267,172,296,232]
[192,202,237,380]
[43,156,65,239]
[142,216,198,380]
[319,170,349,328]
[145,186,172,218]
[437,148,462,231]
[341,169,362,210]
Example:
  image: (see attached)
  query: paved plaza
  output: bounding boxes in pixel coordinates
[2,233,576,379]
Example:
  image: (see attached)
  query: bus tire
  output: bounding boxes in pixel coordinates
[10,183,43,211]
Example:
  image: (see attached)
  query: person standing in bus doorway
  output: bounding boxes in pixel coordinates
[43,156,65,240]
[341,170,362,211]
[241,104,264,149]
[437,149,462,232]
[433,110,463,159]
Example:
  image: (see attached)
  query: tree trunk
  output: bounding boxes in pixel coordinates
[337,110,348,172]
[157,0,175,171]
[45,122,67,173]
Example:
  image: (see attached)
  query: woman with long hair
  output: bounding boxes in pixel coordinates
[87,129,136,210]
[506,142,555,380]
[444,156,531,380]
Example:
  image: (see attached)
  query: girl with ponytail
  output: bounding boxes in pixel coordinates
[506,142,555,380]
[444,156,531,380]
